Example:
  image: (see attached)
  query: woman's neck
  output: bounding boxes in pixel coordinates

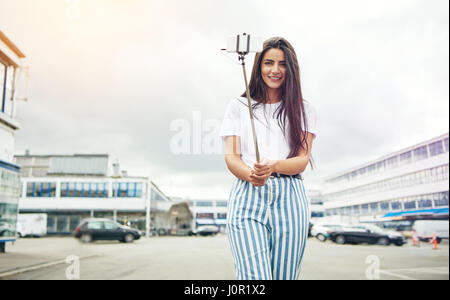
[267,88,282,104]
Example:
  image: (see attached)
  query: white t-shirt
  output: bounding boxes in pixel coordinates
[219,97,317,168]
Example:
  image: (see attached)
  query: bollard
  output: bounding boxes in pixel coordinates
[431,232,438,250]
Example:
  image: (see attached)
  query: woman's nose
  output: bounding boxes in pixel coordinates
[271,64,281,74]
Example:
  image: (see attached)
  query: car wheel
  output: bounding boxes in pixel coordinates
[335,235,346,245]
[377,237,389,246]
[124,233,134,243]
[80,233,92,243]
[316,234,327,242]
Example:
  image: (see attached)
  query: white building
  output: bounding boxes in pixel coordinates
[13,153,178,236]
[188,199,228,232]
[0,31,27,252]
[322,133,449,224]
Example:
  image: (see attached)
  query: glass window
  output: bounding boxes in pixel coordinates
[353,205,360,214]
[399,151,412,165]
[196,213,214,219]
[345,206,352,216]
[89,183,97,197]
[444,138,449,152]
[380,202,390,211]
[68,182,76,197]
[127,182,136,197]
[370,202,379,213]
[361,204,369,214]
[87,221,103,230]
[136,183,143,197]
[75,183,82,197]
[104,222,119,230]
[69,216,81,232]
[57,216,69,232]
[359,167,366,176]
[47,215,57,233]
[386,156,398,169]
[82,183,89,197]
[217,213,227,219]
[120,183,127,197]
[26,182,35,197]
[367,164,376,174]
[429,141,444,157]
[418,197,432,208]
[403,199,416,210]
[434,192,449,207]
[376,160,385,172]
[196,201,214,207]
[61,183,68,197]
[413,146,428,161]
[26,182,56,197]
[391,201,402,211]
[216,201,228,207]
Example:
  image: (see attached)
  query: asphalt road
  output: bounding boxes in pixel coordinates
[0,235,448,280]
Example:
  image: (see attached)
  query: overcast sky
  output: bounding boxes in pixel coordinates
[1,0,448,199]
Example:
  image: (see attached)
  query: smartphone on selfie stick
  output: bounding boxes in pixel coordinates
[223,33,263,163]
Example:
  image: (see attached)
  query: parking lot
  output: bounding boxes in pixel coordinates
[0,235,448,280]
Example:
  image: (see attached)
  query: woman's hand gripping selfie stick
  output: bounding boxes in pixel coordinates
[224,33,263,163]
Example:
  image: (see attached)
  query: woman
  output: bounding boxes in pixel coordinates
[219,37,317,280]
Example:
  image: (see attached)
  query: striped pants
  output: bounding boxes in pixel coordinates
[226,176,310,280]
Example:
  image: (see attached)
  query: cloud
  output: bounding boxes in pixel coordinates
[2,0,448,199]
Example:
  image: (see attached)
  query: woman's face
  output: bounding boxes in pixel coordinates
[260,48,286,92]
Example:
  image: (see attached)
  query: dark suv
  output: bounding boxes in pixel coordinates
[74,218,141,243]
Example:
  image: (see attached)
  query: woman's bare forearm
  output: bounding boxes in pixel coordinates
[225,154,252,182]
[273,155,309,175]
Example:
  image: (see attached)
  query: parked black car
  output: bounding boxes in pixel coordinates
[74,218,141,243]
[329,224,406,246]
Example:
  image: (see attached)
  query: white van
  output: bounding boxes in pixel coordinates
[17,214,47,238]
[413,220,449,243]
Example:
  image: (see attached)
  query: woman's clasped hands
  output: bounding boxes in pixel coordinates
[249,158,277,187]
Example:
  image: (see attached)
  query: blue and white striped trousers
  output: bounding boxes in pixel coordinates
[226,176,310,280]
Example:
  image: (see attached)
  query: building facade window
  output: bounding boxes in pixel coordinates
[195,201,214,207]
[413,145,428,161]
[196,213,214,219]
[380,202,390,211]
[113,182,142,198]
[61,182,108,198]
[217,213,227,219]
[399,151,412,166]
[434,192,449,207]
[429,140,444,157]
[26,182,56,197]
[403,199,416,210]
[386,156,398,169]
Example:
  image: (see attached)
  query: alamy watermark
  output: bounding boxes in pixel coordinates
[65,0,80,20]
[365,255,380,280]
[169,111,285,156]
[65,255,80,280]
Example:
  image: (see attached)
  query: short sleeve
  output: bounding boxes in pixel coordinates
[303,101,317,139]
[219,99,241,139]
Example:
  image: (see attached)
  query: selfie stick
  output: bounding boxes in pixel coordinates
[239,53,261,163]
[224,33,261,162]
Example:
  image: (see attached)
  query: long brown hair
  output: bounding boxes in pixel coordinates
[242,37,313,168]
